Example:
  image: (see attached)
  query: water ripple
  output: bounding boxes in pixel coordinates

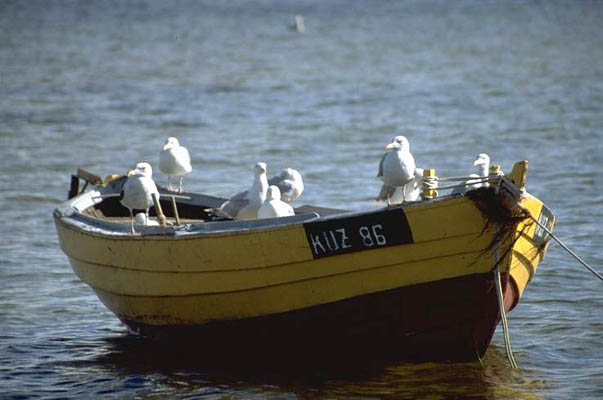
[2,0,603,399]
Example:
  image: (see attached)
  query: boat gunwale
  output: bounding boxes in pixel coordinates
[52,196,409,240]
[53,177,477,240]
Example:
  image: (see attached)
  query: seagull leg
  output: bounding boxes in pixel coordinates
[178,176,183,193]
[402,186,407,203]
[129,210,136,234]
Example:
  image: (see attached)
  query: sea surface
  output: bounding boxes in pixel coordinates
[1,0,602,398]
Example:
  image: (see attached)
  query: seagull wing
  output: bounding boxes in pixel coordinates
[268,175,295,201]
[377,152,387,178]
[375,183,396,202]
[218,190,250,218]
[267,175,283,187]
[177,146,192,172]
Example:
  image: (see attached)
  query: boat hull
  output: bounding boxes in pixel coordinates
[110,271,515,361]
[54,171,554,361]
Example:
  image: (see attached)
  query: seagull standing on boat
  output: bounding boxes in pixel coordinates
[267,168,304,203]
[159,137,192,193]
[120,162,160,234]
[376,167,424,204]
[216,162,268,220]
[405,167,424,202]
[257,185,295,219]
[451,153,491,195]
[472,153,490,183]
[377,136,416,204]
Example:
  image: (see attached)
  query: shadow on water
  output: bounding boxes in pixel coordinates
[86,333,548,399]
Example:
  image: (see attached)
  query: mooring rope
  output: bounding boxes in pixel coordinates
[437,176,490,183]
[422,175,496,192]
[494,236,519,369]
[516,205,603,282]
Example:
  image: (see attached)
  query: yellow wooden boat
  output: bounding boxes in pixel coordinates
[54,161,554,361]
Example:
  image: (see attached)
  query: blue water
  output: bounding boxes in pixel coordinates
[1,0,602,398]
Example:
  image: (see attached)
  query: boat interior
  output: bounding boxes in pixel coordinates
[66,170,348,232]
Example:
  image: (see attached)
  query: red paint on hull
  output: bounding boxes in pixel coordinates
[126,271,518,361]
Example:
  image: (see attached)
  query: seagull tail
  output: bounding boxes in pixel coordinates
[375,184,396,202]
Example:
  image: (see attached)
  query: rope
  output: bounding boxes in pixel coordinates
[437,182,487,191]
[438,176,489,182]
[494,236,519,369]
[517,205,603,282]
[422,176,439,189]
[494,264,519,368]
[422,175,500,192]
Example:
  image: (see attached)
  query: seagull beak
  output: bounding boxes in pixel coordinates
[127,169,135,177]
[385,143,396,150]
[473,159,481,166]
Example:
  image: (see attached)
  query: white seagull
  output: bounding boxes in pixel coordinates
[267,168,304,203]
[159,137,192,193]
[377,167,424,204]
[120,162,160,234]
[217,162,268,220]
[257,185,295,219]
[377,136,416,204]
[451,153,491,195]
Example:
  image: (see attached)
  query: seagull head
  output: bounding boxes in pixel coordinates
[385,136,410,151]
[473,153,490,167]
[132,162,153,178]
[163,137,180,151]
[254,162,267,175]
[267,185,281,201]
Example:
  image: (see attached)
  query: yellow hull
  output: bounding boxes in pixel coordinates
[54,186,551,326]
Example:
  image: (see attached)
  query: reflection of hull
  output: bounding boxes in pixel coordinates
[54,162,554,360]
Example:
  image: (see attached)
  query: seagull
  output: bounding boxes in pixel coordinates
[216,162,268,220]
[120,162,160,234]
[257,185,295,219]
[405,167,424,202]
[376,167,424,204]
[159,137,192,193]
[377,136,416,204]
[134,212,159,226]
[289,15,305,33]
[472,153,490,182]
[451,153,491,195]
[267,168,304,203]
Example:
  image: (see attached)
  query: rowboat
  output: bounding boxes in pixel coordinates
[53,161,555,361]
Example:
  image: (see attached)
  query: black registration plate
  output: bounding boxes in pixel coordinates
[303,208,414,259]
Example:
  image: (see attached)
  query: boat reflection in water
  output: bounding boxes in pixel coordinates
[93,333,547,400]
